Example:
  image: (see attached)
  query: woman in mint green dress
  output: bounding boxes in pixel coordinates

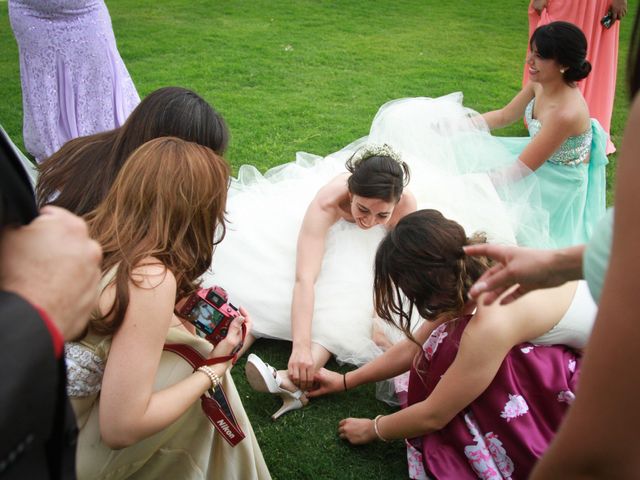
[482,21,607,248]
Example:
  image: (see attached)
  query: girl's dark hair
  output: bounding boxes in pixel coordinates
[628,4,640,98]
[37,86,229,216]
[530,21,591,84]
[374,209,491,342]
[345,154,410,203]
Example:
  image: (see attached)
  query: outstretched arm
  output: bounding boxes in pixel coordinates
[338,285,565,444]
[308,319,440,398]
[464,243,585,304]
[288,195,337,390]
[482,83,535,130]
[98,262,244,449]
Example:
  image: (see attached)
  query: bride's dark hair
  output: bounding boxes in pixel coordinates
[345,150,410,203]
[374,209,491,342]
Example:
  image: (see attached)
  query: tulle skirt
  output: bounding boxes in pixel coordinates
[202,93,551,367]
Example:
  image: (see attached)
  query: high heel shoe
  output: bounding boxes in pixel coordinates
[245,353,306,420]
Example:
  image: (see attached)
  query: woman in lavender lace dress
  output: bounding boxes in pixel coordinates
[8,0,139,162]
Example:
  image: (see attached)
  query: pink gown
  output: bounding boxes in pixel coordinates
[404,316,580,479]
[523,0,620,153]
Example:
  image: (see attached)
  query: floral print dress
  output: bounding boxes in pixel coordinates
[404,316,580,480]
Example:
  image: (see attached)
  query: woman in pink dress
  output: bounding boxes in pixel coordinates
[309,209,587,479]
[524,0,628,153]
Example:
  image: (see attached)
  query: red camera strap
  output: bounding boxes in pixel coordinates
[163,343,246,447]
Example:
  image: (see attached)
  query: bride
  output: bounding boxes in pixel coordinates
[202,91,549,419]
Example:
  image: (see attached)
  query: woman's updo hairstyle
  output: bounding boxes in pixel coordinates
[374,209,491,341]
[346,143,410,203]
[530,21,591,83]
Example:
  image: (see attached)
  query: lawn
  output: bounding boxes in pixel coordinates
[0,1,637,478]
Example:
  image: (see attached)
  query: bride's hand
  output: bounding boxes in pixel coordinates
[306,368,344,398]
[288,345,316,391]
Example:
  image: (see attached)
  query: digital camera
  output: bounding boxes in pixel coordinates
[177,286,240,346]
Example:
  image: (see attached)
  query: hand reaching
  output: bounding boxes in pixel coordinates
[288,345,316,391]
[338,418,377,445]
[464,244,566,305]
[306,368,344,398]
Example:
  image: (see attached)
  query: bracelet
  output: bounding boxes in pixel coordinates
[373,415,389,442]
[343,372,348,391]
[197,365,221,390]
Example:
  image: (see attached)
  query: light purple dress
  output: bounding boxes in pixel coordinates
[9,0,140,162]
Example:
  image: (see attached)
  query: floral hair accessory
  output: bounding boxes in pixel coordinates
[350,143,403,167]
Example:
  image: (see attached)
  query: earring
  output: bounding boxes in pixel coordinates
[560,69,566,74]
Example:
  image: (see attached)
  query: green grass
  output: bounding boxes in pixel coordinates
[0,1,637,478]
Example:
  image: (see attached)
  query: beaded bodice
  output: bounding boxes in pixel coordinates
[525,99,592,166]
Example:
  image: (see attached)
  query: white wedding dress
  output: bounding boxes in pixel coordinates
[202,93,549,366]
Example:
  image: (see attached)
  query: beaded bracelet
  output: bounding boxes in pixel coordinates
[373,415,389,442]
[197,365,221,390]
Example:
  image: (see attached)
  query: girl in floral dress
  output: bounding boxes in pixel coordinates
[309,209,593,479]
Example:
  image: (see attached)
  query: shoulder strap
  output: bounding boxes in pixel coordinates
[162,343,245,446]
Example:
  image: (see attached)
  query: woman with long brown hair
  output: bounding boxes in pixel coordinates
[309,209,594,478]
[36,86,229,216]
[65,137,269,479]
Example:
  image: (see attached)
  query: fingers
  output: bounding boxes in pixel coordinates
[337,418,349,441]
[299,366,314,391]
[469,263,517,302]
[463,244,508,263]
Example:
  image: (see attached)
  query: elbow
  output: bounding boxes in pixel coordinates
[421,411,453,434]
[100,420,142,450]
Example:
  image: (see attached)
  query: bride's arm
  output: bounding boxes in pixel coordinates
[289,194,338,390]
[98,263,238,449]
[482,83,535,130]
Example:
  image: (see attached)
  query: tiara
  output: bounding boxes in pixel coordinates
[350,143,403,167]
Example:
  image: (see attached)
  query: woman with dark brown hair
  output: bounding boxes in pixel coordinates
[64,137,269,479]
[309,209,594,479]
[36,86,229,217]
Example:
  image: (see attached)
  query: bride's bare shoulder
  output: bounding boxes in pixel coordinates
[314,173,350,211]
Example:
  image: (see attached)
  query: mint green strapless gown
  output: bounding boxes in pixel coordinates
[496,99,608,248]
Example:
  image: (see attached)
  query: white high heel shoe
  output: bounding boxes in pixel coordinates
[245,353,306,420]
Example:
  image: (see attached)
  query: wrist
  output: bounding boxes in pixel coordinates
[197,365,223,390]
[292,340,311,351]
[552,245,585,281]
[373,415,389,442]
